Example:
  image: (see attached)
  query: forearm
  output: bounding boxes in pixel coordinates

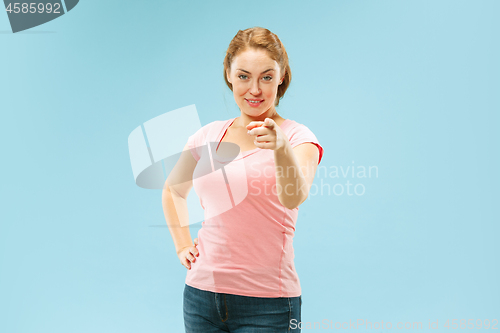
[273,141,308,209]
[162,185,193,254]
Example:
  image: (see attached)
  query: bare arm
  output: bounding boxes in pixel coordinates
[274,141,319,210]
[246,118,320,210]
[162,142,199,268]
[162,184,193,254]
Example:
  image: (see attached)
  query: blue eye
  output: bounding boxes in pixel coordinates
[238,74,248,80]
[263,76,273,81]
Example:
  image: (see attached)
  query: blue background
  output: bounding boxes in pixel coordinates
[1,0,498,332]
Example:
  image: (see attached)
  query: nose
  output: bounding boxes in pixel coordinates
[249,79,261,95]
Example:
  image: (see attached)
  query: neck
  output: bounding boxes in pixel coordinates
[235,107,283,128]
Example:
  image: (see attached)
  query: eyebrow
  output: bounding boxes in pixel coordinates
[236,68,275,74]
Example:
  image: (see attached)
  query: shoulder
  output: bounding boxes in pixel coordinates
[283,119,319,143]
[283,119,324,165]
[187,118,231,161]
[189,118,229,140]
[195,119,226,133]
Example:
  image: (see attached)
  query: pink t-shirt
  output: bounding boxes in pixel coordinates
[185,117,324,297]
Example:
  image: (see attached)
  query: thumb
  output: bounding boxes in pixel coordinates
[194,238,198,246]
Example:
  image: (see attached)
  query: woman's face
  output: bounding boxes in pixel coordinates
[226,48,283,117]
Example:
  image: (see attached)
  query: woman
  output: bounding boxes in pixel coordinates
[163,27,324,332]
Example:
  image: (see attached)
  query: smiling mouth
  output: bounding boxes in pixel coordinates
[245,99,263,104]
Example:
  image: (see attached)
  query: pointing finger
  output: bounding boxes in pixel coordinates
[246,121,264,130]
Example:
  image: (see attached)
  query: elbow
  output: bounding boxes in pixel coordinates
[278,180,310,210]
[285,203,299,210]
[279,193,308,210]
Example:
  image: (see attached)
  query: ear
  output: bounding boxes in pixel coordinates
[280,69,286,84]
[226,69,232,84]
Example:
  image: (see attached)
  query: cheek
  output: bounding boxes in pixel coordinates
[264,85,279,98]
[232,84,246,96]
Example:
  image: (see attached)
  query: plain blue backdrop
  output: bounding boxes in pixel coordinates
[1,0,498,332]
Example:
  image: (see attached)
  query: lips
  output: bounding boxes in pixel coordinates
[245,99,264,107]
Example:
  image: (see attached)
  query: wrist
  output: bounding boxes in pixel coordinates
[274,140,291,156]
[176,242,192,255]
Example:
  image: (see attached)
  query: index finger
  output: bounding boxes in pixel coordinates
[246,121,265,130]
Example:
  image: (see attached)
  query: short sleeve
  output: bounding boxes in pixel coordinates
[186,121,221,162]
[287,123,324,165]
[186,126,207,162]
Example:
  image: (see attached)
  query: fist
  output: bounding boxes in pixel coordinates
[246,117,288,151]
[177,238,199,270]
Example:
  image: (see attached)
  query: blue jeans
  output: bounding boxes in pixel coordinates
[183,284,302,332]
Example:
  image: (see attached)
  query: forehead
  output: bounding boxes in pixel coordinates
[231,48,279,71]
